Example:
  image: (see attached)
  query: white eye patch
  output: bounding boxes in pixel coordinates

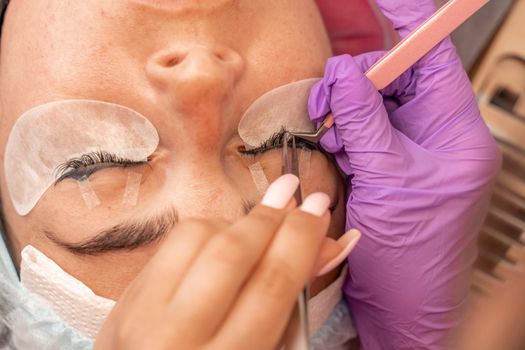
[238,78,319,149]
[4,100,159,216]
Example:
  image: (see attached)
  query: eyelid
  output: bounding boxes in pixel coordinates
[54,150,147,184]
[239,129,319,156]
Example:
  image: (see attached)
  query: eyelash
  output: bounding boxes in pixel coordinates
[54,131,315,181]
[240,128,318,156]
[54,150,146,183]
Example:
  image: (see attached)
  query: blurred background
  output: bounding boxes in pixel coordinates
[431,1,525,348]
[451,0,524,305]
[439,0,514,70]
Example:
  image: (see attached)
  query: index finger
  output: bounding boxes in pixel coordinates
[213,193,332,349]
[138,175,298,304]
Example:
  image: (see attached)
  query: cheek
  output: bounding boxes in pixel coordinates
[237,148,342,205]
[298,151,338,197]
[254,149,346,239]
[37,240,160,300]
[84,248,157,300]
[48,166,153,214]
[257,150,340,199]
[30,164,166,244]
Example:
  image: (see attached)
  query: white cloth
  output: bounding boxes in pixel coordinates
[8,243,357,349]
[20,245,116,340]
[0,236,92,349]
[309,267,357,349]
[308,266,348,334]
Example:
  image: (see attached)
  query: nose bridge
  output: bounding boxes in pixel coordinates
[146,44,245,107]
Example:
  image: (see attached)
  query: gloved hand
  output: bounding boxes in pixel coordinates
[308,1,502,349]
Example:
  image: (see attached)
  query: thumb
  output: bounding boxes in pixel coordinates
[308,55,403,178]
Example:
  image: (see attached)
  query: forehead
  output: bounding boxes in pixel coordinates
[0,0,331,125]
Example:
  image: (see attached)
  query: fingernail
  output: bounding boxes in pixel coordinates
[300,192,331,217]
[261,174,300,209]
[317,229,361,277]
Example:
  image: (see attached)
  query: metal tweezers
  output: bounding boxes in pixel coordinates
[280,133,310,350]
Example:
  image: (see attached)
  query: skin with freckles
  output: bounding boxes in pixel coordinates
[0,0,343,301]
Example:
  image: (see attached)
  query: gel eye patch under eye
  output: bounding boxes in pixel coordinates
[4,100,160,216]
[238,79,319,150]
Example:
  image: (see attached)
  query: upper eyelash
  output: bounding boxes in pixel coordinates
[54,150,145,182]
[249,127,288,153]
[240,127,318,156]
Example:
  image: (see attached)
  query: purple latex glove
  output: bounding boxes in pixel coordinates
[308,1,502,349]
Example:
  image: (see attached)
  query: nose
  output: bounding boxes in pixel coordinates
[146,44,244,110]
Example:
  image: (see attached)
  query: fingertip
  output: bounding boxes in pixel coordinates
[300,192,331,217]
[353,51,388,73]
[329,55,382,100]
[308,79,331,122]
[313,54,383,119]
[318,126,343,153]
[376,1,437,38]
[341,229,361,247]
[316,229,361,277]
[284,197,298,211]
[261,174,299,210]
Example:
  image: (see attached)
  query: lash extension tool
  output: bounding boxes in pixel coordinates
[282,134,303,205]
[280,133,310,350]
[290,0,490,143]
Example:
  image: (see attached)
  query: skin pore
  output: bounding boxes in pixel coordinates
[0,0,345,300]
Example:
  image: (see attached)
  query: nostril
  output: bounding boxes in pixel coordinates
[146,45,245,90]
[158,50,225,67]
[154,52,187,68]
[215,51,225,61]
[214,46,240,63]
[213,47,226,62]
[166,57,181,67]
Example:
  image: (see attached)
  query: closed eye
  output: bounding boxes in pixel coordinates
[54,150,147,183]
[239,128,318,156]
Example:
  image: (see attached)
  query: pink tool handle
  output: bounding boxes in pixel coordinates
[365,0,490,90]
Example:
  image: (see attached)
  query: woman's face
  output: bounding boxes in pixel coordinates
[0,0,344,299]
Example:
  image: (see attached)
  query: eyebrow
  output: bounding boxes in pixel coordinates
[43,207,179,256]
[43,200,257,256]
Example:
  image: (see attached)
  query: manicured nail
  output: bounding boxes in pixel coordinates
[300,192,331,217]
[261,174,300,209]
[317,229,361,277]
